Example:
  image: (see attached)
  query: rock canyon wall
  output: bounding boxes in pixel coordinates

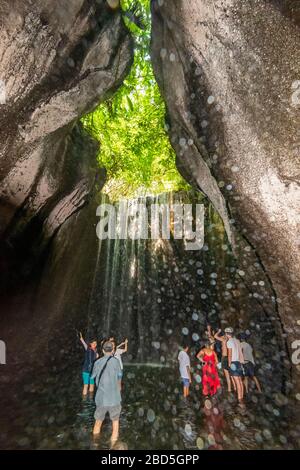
[0,0,133,371]
[151,0,300,393]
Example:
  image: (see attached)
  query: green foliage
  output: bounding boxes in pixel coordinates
[82,0,190,201]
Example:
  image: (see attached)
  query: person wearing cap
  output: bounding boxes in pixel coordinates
[79,332,98,396]
[196,340,221,397]
[91,341,122,444]
[240,333,262,394]
[225,327,245,404]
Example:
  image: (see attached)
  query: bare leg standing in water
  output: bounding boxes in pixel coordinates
[93,417,120,445]
[244,374,262,394]
[231,372,244,402]
[240,334,262,394]
[79,332,98,396]
[91,341,122,443]
[111,420,120,444]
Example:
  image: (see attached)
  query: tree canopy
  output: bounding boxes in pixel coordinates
[82,0,190,201]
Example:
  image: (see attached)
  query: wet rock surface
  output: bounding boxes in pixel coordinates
[0,0,132,266]
[0,364,299,450]
[151,0,300,393]
[0,0,132,372]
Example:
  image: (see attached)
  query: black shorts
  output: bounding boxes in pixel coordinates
[243,362,255,377]
[221,357,230,371]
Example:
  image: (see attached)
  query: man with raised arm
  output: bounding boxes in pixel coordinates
[79,332,98,396]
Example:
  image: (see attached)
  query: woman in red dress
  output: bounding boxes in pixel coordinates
[197,342,221,397]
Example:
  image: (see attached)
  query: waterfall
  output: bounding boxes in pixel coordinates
[84,190,283,373]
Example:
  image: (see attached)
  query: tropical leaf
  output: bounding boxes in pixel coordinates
[82,1,190,200]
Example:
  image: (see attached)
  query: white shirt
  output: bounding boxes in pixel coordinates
[227,337,244,363]
[114,348,125,370]
[178,350,190,379]
[241,341,255,364]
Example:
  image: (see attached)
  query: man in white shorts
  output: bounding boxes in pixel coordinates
[225,327,245,404]
[178,344,192,398]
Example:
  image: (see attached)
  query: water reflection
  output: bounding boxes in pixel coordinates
[0,364,297,450]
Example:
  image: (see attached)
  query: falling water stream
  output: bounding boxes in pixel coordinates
[84,191,284,369]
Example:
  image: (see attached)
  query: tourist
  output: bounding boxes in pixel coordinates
[240,333,262,394]
[196,341,221,397]
[178,344,192,398]
[214,328,236,393]
[225,327,245,404]
[79,331,98,396]
[91,341,122,445]
[114,338,128,379]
